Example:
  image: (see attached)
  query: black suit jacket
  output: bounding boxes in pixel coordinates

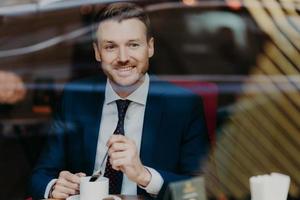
[29,75,210,199]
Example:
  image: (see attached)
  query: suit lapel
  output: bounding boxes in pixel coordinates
[140,81,164,166]
[83,82,105,175]
[82,77,165,175]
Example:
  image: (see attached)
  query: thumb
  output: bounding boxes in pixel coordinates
[76,172,86,177]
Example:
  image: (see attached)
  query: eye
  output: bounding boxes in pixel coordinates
[128,43,140,49]
[103,44,116,51]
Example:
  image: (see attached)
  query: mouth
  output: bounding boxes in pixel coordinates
[114,66,135,77]
[118,66,133,72]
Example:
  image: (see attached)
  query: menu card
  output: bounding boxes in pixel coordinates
[164,176,207,200]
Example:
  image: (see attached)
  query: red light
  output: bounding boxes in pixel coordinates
[182,0,196,6]
[227,0,242,10]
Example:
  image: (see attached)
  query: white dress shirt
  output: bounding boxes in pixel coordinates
[94,73,163,195]
[44,73,163,198]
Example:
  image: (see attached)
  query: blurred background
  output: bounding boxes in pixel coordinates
[0,0,300,199]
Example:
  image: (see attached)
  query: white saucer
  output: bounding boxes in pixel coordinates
[66,194,121,200]
[66,195,79,200]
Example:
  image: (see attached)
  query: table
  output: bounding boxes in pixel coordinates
[46,195,144,200]
[115,195,143,200]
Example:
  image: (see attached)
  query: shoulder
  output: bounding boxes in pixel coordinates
[56,76,105,119]
[149,78,204,112]
[149,78,202,101]
[63,75,105,96]
[59,75,105,111]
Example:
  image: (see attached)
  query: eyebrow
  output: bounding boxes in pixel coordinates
[128,39,141,42]
[101,40,115,44]
[101,39,142,43]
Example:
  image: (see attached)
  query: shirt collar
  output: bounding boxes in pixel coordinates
[104,73,149,106]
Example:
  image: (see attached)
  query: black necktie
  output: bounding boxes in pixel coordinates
[104,99,131,194]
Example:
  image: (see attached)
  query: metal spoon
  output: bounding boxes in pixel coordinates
[89,150,108,182]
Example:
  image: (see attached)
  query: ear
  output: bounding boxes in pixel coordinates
[148,37,154,58]
[93,42,101,62]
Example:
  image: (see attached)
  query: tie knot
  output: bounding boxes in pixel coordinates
[116,99,131,119]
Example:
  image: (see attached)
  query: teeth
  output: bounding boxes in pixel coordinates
[118,67,132,71]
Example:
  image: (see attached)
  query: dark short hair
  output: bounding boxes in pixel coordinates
[93,2,152,42]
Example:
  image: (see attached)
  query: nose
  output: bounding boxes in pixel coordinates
[117,47,129,63]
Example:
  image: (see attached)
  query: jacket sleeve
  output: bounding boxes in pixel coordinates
[28,91,72,199]
[157,95,210,198]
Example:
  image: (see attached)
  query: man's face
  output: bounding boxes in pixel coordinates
[93,18,154,87]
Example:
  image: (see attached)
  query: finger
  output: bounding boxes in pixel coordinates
[52,190,69,199]
[56,178,79,190]
[75,172,86,177]
[108,142,129,154]
[55,184,77,195]
[109,151,129,161]
[59,171,81,184]
[107,135,128,147]
[53,184,77,197]
[110,158,127,170]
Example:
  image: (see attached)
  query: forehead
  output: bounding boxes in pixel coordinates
[96,18,147,43]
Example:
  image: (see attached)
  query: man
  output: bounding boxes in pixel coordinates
[30,2,209,199]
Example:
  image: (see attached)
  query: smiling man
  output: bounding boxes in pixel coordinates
[93,14,153,97]
[30,2,209,199]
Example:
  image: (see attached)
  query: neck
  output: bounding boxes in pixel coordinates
[110,76,145,98]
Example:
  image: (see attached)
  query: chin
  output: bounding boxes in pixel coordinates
[116,81,138,88]
[115,75,142,87]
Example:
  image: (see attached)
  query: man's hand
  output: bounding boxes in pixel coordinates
[107,135,151,187]
[50,171,86,199]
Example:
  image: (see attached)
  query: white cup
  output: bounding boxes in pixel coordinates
[80,176,118,200]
